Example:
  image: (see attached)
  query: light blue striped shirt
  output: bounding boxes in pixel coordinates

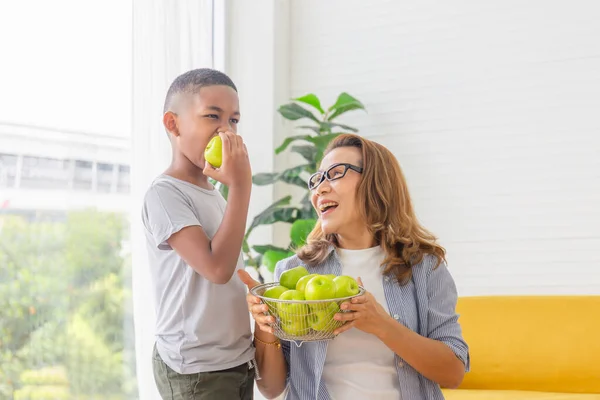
[274,246,470,400]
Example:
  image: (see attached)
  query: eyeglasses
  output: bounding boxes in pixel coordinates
[308,163,363,190]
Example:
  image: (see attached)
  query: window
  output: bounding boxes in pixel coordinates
[0,151,134,400]
[73,160,93,190]
[0,153,19,188]
[117,165,130,193]
[0,207,136,400]
[97,162,115,193]
[0,2,136,399]
[20,155,72,190]
[0,152,135,400]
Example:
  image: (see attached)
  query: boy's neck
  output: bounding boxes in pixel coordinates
[164,157,212,190]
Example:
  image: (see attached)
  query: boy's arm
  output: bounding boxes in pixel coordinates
[168,131,252,284]
[167,185,250,284]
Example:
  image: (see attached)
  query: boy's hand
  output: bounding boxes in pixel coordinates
[203,131,252,190]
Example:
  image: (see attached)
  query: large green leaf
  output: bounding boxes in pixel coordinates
[252,172,279,186]
[299,192,318,219]
[275,133,341,155]
[297,125,321,135]
[300,208,317,220]
[280,174,307,189]
[262,249,292,273]
[327,92,365,121]
[290,219,317,247]
[269,207,301,225]
[290,145,318,162]
[281,164,310,181]
[310,133,341,161]
[294,94,325,114]
[275,135,314,154]
[278,103,319,123]
[244,254,261,268]
[310,133,341,154]
[300,192,312,208]
[253,165,310,188]
[298,121,358,136]
[319,121,358,133]
[247,197,301,232]
[247,196,291,233]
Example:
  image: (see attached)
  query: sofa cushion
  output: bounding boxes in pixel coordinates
[443,389,600,400]
[455,296,600,393]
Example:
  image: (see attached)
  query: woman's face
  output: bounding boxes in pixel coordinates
[310,147,364,236]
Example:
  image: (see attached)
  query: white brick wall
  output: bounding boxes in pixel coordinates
[288,0,600,295]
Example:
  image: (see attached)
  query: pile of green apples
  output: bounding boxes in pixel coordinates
[262,266,361,336]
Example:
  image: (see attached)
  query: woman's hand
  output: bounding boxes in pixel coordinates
[237,269,276,334]
[333,277,394,337]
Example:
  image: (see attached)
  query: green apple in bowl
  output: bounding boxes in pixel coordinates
[279,266,309,290]
[280,317,308,336]
[262,285,289,314]
[309,302,342,331]
[333,275,360,298]
[204,136,223,168]
[278,290,308,321]
[263,285,288,299]
[295,273,318,294]
[305,275,336,301]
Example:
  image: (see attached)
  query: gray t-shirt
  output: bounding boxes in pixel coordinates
[142,174,254,374]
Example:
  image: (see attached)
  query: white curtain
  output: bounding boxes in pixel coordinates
[131,1,216,398]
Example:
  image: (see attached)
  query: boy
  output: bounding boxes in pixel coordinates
[142,68,255,399]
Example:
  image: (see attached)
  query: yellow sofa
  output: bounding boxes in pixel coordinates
[442,296,600,399]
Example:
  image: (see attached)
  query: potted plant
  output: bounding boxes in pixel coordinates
[240,92,366,281]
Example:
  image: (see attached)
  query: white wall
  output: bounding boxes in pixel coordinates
[269,0,600,295]
[226,0,293,254]
[224,3,599,400]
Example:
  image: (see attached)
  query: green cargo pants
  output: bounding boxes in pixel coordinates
[152,343,255,400]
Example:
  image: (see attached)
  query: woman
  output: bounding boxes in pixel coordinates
[238,134,469,400]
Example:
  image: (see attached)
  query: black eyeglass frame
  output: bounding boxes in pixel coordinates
[307,163,363,190]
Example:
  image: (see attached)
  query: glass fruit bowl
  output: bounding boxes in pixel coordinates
[250,282,366,345]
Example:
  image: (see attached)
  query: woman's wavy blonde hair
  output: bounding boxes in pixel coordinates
[297,134,445,284]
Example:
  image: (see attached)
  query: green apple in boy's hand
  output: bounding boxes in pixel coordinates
[304,275,336,301]
[310,302,341,331]
[279,266,309,290]
[295,273,318,294]
[204,135,223,168]
[333,276,360,298]
[277,290,308,321]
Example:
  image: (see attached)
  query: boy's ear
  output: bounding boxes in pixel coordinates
[163,111,179,136]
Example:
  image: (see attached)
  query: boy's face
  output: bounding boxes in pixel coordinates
[168,85,240,169]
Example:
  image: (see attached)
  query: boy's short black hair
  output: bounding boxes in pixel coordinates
[163,68,237,114]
